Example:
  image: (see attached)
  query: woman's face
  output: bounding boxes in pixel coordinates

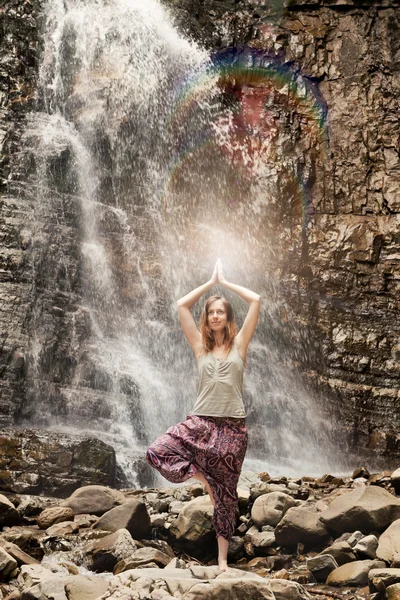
[207,299,228,332]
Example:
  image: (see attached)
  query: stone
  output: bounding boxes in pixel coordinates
[85,528,137,572]
[62,486,126,516]
[166,557,186,569]
[319,541,356,565]
[92,499,150,539]
[0,547,18,580]
[36,507,74,530]
[274,506,329,547]
[251,492,296,528]
[169,496,214,557]
[354,534,379,559]
[251,532,276,556]
[377,520,400,564]
[0,496,19,529]
[0,431,116,496]
[228,536,245,561]
[347,531,364,547]
[113,547,172,572]
[386,583,400,600]
[320,487,400,534]
[64,575,110,600]
[0,539,38,566]
[327,559,386,587]
[269,579,311,600]
[306,554,338,581]
[369,568,400,593]
[46,521,80,536]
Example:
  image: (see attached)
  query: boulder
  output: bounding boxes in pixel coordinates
[319,541,356,565]
[354,535,379,559]
[64,575,110,600]
[85,528,137,572]
[377,520,400,564]
[113,547,172,572]
[61,486,126,516]
[251,492,296,528]
[320,487,400,534]
[306,554,338,581]
[0,539,39,566]
[37,507,74,530]
[251,532,276,556]
[92,499,150,539]
[269,579,311,600]
[182,578,275,599]
[369,568,400,593]
[386,583,400,600]
[274,506,329,547]
[0,546,18,580]
[170,496,214,557]
[327,559,386,587]
[251,483,288,501]
[0,495,20,528]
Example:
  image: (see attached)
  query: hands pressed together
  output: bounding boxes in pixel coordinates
[210,259,226,286]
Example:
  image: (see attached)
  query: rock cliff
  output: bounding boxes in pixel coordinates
[0,0,399,480]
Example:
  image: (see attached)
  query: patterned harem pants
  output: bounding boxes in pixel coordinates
[146,414,248,541]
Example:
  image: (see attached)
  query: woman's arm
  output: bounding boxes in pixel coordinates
[217,260,260,359]
[177,264,218,357]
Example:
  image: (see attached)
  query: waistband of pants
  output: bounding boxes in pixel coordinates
[191,414,246,427]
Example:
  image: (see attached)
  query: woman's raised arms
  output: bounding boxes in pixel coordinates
[216,260,260,360]
[176,264,218,358]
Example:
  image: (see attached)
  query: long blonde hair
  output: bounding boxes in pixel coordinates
[199,295,238,355]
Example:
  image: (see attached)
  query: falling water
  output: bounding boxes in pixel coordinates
[18,0,344,485]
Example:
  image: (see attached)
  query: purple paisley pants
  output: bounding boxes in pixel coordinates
[146,414,248,541]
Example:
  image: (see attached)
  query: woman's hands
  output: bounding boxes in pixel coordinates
[210,259,226,286]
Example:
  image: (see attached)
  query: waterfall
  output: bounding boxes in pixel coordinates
[18,0,344,485]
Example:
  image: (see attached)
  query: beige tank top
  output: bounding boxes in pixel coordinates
[191,337,246,419]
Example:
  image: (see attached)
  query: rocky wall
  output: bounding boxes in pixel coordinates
[0,0,399,473]
[171,0,400,462]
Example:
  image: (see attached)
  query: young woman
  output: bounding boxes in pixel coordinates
[146,259,260,571]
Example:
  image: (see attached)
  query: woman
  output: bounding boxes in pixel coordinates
[146,259,260,571]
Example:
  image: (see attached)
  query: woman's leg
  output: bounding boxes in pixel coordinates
[217,536,230,571]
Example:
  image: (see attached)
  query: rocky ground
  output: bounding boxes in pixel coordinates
[0,467,400,599]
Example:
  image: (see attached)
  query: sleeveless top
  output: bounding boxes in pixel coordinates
[191,338,246,419]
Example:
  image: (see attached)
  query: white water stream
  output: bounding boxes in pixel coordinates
[22,0,344,484]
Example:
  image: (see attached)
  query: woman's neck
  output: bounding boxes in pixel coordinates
[213,332,225,347]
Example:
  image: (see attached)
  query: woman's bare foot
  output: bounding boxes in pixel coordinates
[217,536,230,572]
[218,560,230,572]
[192,471,216,506]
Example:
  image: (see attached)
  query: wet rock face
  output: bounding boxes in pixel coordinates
[171,0,400,461]
[0,0,399,468]
[0,428,116,496]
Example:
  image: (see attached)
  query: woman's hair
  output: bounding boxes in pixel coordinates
[199,295,238,355]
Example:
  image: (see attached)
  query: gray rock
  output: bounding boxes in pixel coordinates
[319,541,356,565]
[321,487,400,534]
[251,531,276,555]
[0,495,19,528]
[0,546,18,580]
[92,499,150,539]
[85,528,137,572]
[377,520,400,564]
[62,486,126,516]
[251,492,296,528]
[327,559,386,587]
[306,554,338,581]
[113,547,171,572]
[354,534,379,559]
[369,568,400,593]
[269,579,311,600]
[37,507,74,530]
[64,575,110,600]
[274,506,329,547]
[169,496,214,557]
[347,531,364,547]
[385,583,400,600]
